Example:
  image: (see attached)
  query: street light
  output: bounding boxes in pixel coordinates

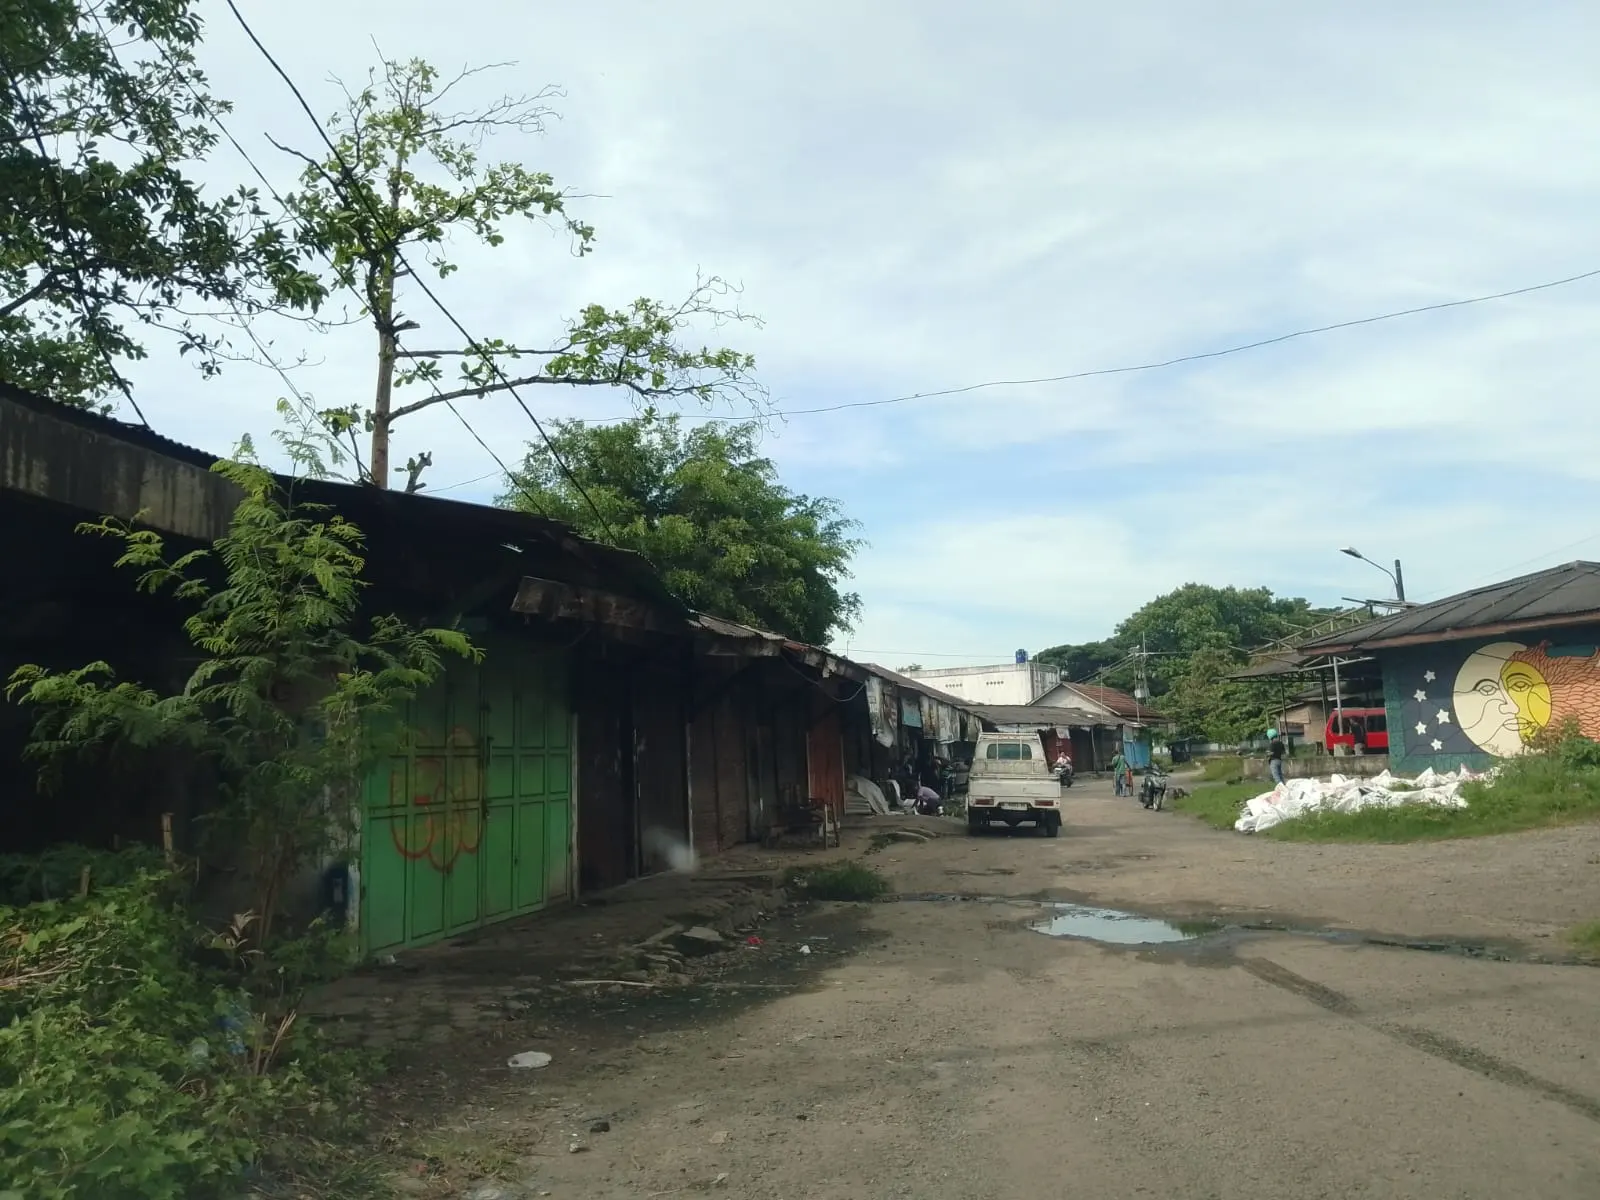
[1340,546,1406,602]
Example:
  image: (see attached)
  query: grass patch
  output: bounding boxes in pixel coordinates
[1196,755,1247,784]
[783,861,891,902]
[1172,782,1262,831]
[1568,921,1600,957]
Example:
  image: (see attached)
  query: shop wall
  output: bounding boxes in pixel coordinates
[1381,625,1600,774]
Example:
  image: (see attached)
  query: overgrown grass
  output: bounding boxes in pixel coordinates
[783,861,891,902]
[1172,782,1263,831]
[1568,921,1600,957]
[0,850,375,1199]
[1196,755,1247,784]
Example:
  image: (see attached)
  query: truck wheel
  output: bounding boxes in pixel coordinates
[967,815,985,836]
[1044,814,1061,837]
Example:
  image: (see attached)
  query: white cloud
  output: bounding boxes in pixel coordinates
[100,0,1600,655]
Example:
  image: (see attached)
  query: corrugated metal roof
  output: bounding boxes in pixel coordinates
[862,663,973,709]
[2,380,681,608]
[1300,562,1600,652]
[965,704,1111,728]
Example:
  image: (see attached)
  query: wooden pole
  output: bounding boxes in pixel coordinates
[160,813,174,866]
[78,865,91,897]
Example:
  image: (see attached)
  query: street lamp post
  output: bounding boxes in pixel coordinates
[1340,546,1405,603]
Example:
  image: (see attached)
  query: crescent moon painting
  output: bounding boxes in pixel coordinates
[1451,642,1536,758]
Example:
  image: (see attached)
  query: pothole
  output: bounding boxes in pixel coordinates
[1029,903,1218,945]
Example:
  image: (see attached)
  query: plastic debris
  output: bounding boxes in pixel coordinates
[745,935,762,947]
[507,1050,553,1069]
[799,944,812,955]
[1234,767,1487,834]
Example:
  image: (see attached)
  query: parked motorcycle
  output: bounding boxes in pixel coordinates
[1139,768,1169,811]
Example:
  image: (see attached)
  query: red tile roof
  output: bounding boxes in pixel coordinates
[1061,683,1167,721]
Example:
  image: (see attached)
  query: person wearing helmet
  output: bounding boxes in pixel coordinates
[1267,728,1287,785]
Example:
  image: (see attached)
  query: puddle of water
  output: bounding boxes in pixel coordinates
[1029,903,1215,945]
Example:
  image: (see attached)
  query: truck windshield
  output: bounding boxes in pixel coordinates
[984,743,1032,760]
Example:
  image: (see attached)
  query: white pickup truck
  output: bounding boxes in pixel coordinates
[964,732,1062,837]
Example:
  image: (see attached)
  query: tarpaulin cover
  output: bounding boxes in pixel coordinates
[1234,767,1486,834]
[866,676,896,747]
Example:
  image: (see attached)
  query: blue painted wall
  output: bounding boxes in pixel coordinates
[1379,624,1600,774]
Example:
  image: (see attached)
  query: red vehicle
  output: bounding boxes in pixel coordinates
[1325,708,1388,754]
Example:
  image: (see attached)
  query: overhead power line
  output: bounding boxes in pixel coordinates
[224,0,611,535]
[576,266,1600,426]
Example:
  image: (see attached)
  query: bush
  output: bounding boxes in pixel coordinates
[0,860,368,1199]
[783,861,890,902]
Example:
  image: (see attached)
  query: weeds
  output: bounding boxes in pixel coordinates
[0,853,374,1199]
[783,861,891,902]
[1568,921,1600,956]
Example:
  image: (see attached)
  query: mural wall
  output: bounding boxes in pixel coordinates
[1388,628,1600,768]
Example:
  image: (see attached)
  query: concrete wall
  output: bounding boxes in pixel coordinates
[1379,625,1600,774]
[906,662,1060,705]
[1242,754,1391,781]
[1,392,237,541]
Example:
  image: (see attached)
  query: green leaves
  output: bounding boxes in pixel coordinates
[277,55,763,482]
[9,444,476,941]
[0,0,325,408]
[500,410,861,644]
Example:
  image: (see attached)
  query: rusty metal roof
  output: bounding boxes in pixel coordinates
[965,704,1111,728]
[1299,562,1600,653]
[1055,682,1169,722]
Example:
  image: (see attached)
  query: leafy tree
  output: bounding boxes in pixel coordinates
[280,56,763,490]
[1036,639,1124,685]
[500,410,862,644]
[7,426,477,940]
[0,0,323,409]
[1162,647,1276,743]
[1039,584,1338,740]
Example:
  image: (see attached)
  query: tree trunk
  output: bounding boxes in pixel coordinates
[370,324,396,489]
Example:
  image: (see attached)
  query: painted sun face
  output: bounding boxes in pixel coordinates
[1499,659,1552,742]
[1453,643,1530,758]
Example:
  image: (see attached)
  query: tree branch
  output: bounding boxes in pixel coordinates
[388,372,697,421]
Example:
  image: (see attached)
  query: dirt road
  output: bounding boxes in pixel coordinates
[375,780,1600,1200]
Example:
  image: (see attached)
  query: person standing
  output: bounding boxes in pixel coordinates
[1110,749,1129,795]
[1267,728,1287,786]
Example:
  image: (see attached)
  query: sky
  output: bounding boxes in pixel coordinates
[117,1,1600,667]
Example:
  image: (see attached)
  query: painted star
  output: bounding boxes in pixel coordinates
[1414,689,1428,702]
[1431,739,1444,751]
[1415,722,1428,736]
[1424,670,1437,683]
[1436,709,1452,725]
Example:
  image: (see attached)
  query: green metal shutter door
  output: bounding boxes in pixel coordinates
[360,642,571,955]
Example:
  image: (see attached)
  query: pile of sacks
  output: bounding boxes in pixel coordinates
[1234,767,1488,834]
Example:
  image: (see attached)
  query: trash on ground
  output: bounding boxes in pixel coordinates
[507,1050,553,1069]
[1235,767,1486,834]
[799,944,812,955]
[710,1130,730,1144]
[745,935,762,947]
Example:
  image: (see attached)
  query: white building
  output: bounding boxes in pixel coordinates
[903,661,1062,706]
